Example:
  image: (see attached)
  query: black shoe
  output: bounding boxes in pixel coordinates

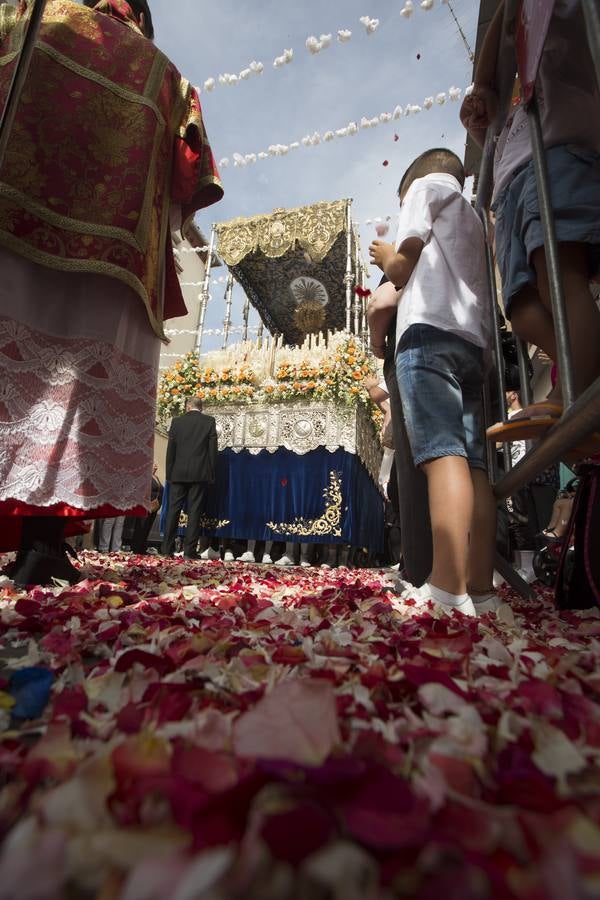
[183,552,198,560]
[11,544,83,587]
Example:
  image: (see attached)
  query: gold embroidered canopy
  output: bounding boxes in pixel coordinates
[216,199,360,345]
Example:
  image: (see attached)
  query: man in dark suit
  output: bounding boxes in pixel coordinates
[161,398,218,558]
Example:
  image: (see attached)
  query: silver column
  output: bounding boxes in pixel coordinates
[221,272,234,349]
[195,224,216,356]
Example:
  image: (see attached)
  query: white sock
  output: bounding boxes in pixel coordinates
[427,582,470,608]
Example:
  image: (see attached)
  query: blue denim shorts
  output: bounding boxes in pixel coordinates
[395,324,487,470]
[493,144,600,317]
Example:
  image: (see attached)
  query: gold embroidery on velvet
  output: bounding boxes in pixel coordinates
[178,511,230,530]
[217,200,348,267]
[266,471,343,537]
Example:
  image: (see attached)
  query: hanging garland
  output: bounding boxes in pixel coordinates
[217,84,464,170]
[196,1,458,96]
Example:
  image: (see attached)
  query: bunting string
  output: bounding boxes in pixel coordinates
[196,1,458,97]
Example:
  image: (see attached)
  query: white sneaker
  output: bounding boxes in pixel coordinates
[237,551,255,563]
[261,553,273,564]
[300,558,311,568]
[516,567,536,584]
[396,582,477,617]
[223,550,235,562]
[275,554,294,567]
[471,591,503,613]
[201,547,220,561]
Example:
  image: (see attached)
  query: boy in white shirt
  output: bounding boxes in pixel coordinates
[369,148,497,616]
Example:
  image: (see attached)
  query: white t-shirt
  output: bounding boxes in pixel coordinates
[493,0,600,200]
[394,172,492,353]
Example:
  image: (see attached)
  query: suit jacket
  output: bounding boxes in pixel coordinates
[165,411,218,483]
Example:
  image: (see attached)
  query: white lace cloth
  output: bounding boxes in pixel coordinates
[0,246,160,512]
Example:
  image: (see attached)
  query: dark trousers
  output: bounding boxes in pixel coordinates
[130,511,157,554]
[384,352,433,585]
[162,481,207,557]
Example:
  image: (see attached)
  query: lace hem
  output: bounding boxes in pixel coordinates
[0,314,157,511]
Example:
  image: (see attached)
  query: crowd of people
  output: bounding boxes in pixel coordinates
[0,0,598,612]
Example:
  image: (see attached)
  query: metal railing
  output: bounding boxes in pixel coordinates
[475,0,600,596]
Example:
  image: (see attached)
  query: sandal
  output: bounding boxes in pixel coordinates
[541,527,565,543]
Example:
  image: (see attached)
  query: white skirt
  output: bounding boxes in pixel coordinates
[0,246,160,513]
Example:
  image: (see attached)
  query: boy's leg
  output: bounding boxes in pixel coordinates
[421,455,473,597]
[532,242,600,399]
[467,467,497,594]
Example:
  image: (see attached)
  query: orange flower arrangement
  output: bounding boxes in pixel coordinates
[158,337,380,436]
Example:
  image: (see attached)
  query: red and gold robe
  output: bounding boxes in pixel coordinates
[0,0,223,337]
[0,0,224,549]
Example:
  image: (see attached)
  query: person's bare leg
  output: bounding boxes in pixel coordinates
[509,287,562,405]
[421,456,473,596]
[467,468,497,594]
[532,242,600,399]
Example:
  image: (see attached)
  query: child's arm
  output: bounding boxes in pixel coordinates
[367,281,400,358]
[459,1,506,146]
[369,237,424,292]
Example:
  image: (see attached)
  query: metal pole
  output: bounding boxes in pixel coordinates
[241,295,250,342]
[581,0,600,92]
[493,375,600,501]
[0,0,48,171]
[344,200,354,332]
[361,265,369,347]
[221,272,234,349]
[527,94,576,408]
[479,212,511,471]
[352,226,361,336]
[515,337,532,407]
[195,225,215,356]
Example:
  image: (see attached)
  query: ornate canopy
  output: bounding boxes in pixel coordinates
[216,199,360,345]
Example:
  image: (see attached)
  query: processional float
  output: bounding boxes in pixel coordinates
[160,199,385,553]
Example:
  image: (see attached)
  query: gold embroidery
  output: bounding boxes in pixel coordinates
[0,6,18,42]
[178,512,230,530]
[37,41,166,121]
[267,471,343,537]
[217,200,348,267]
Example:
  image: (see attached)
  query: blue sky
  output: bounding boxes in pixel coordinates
[151,0,479,349]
